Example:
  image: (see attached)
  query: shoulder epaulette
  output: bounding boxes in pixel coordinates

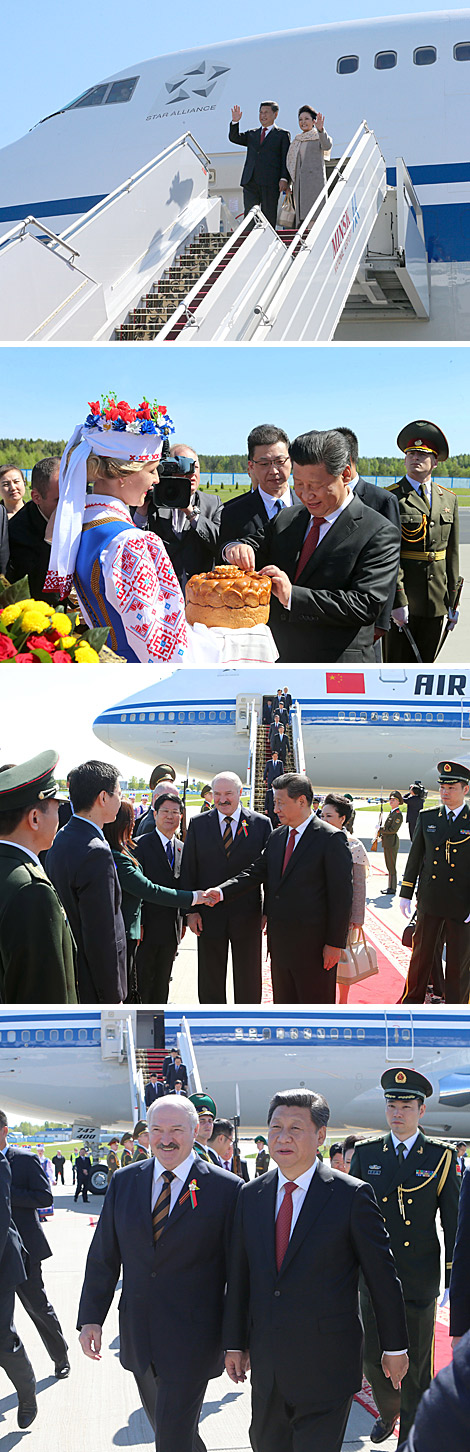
[386,482,400,492]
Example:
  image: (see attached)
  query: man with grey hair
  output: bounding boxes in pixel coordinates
[225,429,400,661]
[78,1094,241,1452]
[134,442,223,594]
[223,1087,409,1452]
[180,771,272,1002]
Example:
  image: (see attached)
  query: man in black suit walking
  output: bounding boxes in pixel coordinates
[135,790,189,1002]
[223,1087,408,1452]
[219,424,295,555]
[0,1149,37,1428]
[78,1095,241,1452]
[46,760,126,1003]
[207,772,352,1003]
[0,1111,69,1378]
[180,772,272,1003]
[225,429,401,662]
[229,102,290,228]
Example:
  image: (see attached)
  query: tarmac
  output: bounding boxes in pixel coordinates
[0,1181,390,1451]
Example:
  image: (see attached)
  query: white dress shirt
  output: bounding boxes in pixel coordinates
[151,1148,197,1213]
[257,484,294,519]
[406,474,432,507]
[217,804,242,840]
[0,841,42,867]
[155,827,176,855]
[444,803,466,820]
[282,815,312,853]
[275,1160,318,1235]
[390,1130,420,1157]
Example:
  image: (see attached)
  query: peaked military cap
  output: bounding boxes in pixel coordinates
[437,760,470,784]
[149,763,176,790]
[189,1092,217,1117]
[133,1120,148,1137]
[254,1135,268,1145]
[0,749,60,814]
[381,1067,433,1101]
[397,420,449,462]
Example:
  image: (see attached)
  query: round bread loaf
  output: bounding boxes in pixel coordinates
[185,564,271,629]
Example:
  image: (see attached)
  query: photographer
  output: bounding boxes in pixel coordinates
[134,444,222,594]
[403,782,427,840]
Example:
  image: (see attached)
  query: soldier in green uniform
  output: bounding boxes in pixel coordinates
[384,420,459,663]
[0,750,77,1003]
[351,1067,459,1445]
[189,1093,218,1162]
[379,791,404,894]
[400,760,470,1003]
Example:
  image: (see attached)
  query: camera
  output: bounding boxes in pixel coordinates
[152,446,195,509]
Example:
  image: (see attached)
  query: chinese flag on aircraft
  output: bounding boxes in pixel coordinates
[326,673,366,694]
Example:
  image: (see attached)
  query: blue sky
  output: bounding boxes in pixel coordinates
[3,2,461,148]
[0,345,469,456]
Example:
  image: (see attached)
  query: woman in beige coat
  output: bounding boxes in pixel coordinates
[286,106,332,226]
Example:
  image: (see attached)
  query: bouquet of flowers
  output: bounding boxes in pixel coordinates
[0,576,108,663]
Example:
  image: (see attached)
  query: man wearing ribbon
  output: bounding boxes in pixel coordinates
[77,1095,241,1452]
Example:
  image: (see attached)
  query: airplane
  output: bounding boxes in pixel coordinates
[92,664,470,792]
[1,1008,470,1151]
[0,11,469,340]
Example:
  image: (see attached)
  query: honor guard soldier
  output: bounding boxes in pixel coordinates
[0,751,77,1003]
[400,760,470,1003]
[384,420,459,662]
[189,1093,219,1163]
[351,1068,459,1445]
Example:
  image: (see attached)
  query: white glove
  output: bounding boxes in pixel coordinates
[391,606,409,628]
[439,1288,450,1308]
[447,608,459,630]
[400,899,413,918]
[465,912,470,924]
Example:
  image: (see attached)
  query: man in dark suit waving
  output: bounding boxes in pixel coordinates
[180,772,272,1002]
[223,1087,408,1452]
[78,1094,241,1452]
[229,102,290,228]
[208,772,352,1003]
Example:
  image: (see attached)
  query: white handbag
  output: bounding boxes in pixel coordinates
[278,190,295,228]
[337,928,379,984]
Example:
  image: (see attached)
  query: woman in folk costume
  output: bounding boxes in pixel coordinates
[44,396,218,664]
[286,106,332,226]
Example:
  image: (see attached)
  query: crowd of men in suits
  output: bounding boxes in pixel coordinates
[1,417,459,665]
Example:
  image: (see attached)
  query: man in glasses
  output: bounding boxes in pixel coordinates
[219,424,297,555]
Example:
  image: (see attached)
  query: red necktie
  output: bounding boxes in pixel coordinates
[275,1181,298,1270]
[260,127,267,144]
[294,517,326,581]
[282,828,297,873]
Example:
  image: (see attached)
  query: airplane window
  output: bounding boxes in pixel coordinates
[64,1029,73,1041]
[235,1028,243,1038]
[158,712,165,721]
[339,711,345,719]
[36,1030,45,1041]
[382,712,389,720]
[304,1028,312,1039]
[415,712,422,720]
[331,1028,339,1039]
[375,51,397,69]
[188,712,195,721]
[105,77,139,104]
[69,84,109,109]
[454,42,470,61]
[139,713,145,721]
[404,712,411,720]
[149,712,155,721]
[78,1029,88,1040]
[393,712,400,720]
[209,711,216,720]
[262,1028,271,1039]
[229,711,236,721]
[168,712,175,721]
[7,1031,15,1041]
[437,713,443,721]
[120,713,126,722]
[130,713,136,722]
[50,1030,59,1041]
[21,1031,30,1042]
[414,46,437,65]
[93,1029,100,1040]
[276,1028,285,1038]
[348,711,356,719]
[344,1028,352,1039]
[317,1028,325,1039]
[178,712,185,721]
[249,1027,257,1037]
[198,711,206,720]
[337,55,359,74]
[426,713,433,721]
[357,1028,365,1038]
[220,710,226,720]
[290,1028,298,1039]
[360,712,367,721]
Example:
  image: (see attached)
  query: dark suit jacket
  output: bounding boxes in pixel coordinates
[46,817,127,1003]
[353,475,401,630]
[0,504,9,575]
[134,832,185,952]
[5,1145,53,1263]
[77,1156,241,1380]
[218,488,297,555]
[450,1169,470,1337]
[264,759,284,789]
[146,490,222,589]
[397,1329,470,1452]
[271,731,288,763]
[229,122,290,188]
[221,815,353,957]
[252,494,401,661]
[7,498,59,601]
[223,1161,407,1408]
[0,1155,27,1296]
[166,1062,188,1091]
[75,1155,92,1187]
[180,807,272,940]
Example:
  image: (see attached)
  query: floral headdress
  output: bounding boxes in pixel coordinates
[45,397,174,598]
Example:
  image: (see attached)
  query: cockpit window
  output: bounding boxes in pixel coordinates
[413,46,437,65]
[69,85,109,109]
[64,77,139,111]
[106,77,139,104]
[337,55,359,74]
[374,51,397,70]
[454,43,470,62]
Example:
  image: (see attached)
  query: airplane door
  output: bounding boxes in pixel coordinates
[460,700,470,739]
[384,1012,414,1061]
[236,693,262,732]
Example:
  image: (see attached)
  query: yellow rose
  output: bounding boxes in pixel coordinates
[1,604,24,626]
[50,614,72,636]
[74,644,100,663]
[62,636,77,648]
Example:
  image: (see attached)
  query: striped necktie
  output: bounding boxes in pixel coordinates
[223,815,234,857]
[152,1170,175,1243]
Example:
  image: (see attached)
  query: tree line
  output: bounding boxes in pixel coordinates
[2,442,470,478]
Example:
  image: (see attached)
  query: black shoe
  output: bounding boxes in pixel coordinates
[370,1417,398,1444]
[17,1393,38,1430]
[380,889,393,895]
[54,1358,70,1378]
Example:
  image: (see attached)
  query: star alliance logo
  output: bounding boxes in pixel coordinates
[146,60,231,121]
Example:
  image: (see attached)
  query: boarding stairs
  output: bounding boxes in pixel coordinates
[250,712,295,815]
[158,123,429,342]
[136,1046,167,1082]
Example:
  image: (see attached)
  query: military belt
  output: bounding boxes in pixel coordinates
[401,549,446,561]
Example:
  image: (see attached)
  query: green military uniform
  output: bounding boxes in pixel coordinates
[106,1146,120,1185]
[400,768,470,1004]
[384,419,459,663]
[351,1069,459,1443]
[379,806,403,894]
[0,844,77,1003]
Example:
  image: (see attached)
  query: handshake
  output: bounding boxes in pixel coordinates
[189,887,223,935]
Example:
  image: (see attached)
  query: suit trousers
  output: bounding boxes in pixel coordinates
[136,939,177,1004]
[385,617,444,664]
[250,1379,352,1452]
[401,913,470,1004]
[361,1285,436,1443]
[16,1259,68,1365]
[269,936,337,1004]
[243,182,279,229]
[135,1363,207,1452]
[0,1290,36,1399]
[197,929,262,1003]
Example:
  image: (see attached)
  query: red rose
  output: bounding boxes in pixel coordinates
[14,652,35,663]
[27,634,55,654]
[137,402,151,420]
[104,405,119,421]
[52,651,72,663]
[88,400,100,414]
[159,406,167,415]
[0,635,17,660]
